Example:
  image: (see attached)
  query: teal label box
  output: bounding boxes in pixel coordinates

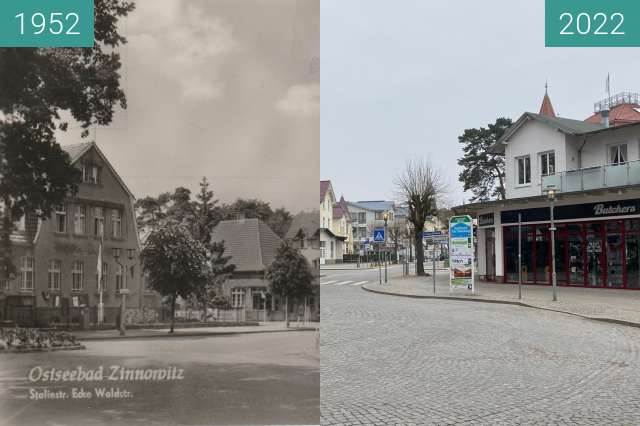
[0,0,94,47]
[546,0,640,47]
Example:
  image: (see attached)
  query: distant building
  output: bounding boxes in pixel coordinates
[212,218,318,321]
[320,180,346,263]
[1,142,161,327]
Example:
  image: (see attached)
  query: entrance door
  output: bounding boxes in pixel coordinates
[605,221,624,288]
[586,223,605,287]
[485,229,496,281]
[567,224,585,286]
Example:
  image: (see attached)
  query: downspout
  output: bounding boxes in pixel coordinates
[577,135,587,169]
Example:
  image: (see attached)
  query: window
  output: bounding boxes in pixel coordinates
[516,156,531,185]
[20,257,34,291]
[540,151,555,176]
[48,260,61,291]
[320,241,326,258]
[94,207,105,236]
[112,209,123,238]
[115,263,124,291]
[231,289,245,308]
[97,262,107,291]
[82,164,100,184]
[72,261,83,292]
[610,143,628,165]
[358,212,366,224]
[54,205,66,233]
[73,205,86,234]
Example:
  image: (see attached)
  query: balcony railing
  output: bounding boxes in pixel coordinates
[541,160,640,194]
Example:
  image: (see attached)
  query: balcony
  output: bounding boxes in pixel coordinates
[542,160,640,194]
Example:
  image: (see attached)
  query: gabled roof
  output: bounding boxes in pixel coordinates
[333,195,351,219]
[586,103,640,126]
[211,218,282,272]
[320,180,334,203]
[348,200,395,212]
[491,112,605,153]
[285,211,319,240]
[61,141,136,199]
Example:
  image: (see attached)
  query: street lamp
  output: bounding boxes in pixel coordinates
[383,211,389,284]
[545,184,558,302]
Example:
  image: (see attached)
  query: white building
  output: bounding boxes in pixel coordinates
[320,180,346,264]
[455,90,640,289]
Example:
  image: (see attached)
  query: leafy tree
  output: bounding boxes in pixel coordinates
[192,241,235,320]
[267,207,293,239]
[395,159,445,276]
[221,198,273,221]
[0,0,135,277]
[265,242,314,327]
[140,222,209,333]
[135,192,171,234]
[457,117,512,202]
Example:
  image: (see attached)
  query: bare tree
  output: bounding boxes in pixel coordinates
[395,159,445,276]
[387,216,406,263]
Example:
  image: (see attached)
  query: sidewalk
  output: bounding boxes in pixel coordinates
[362,271,640,328]
[73,321,319,341]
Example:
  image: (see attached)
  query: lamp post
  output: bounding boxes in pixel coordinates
[383,212,389,284]
[545,185,558,302]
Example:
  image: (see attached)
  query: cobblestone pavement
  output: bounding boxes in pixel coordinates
[321,281,640,425]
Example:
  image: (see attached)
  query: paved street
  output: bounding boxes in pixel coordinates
[0,331,319,426]
[321,266,640,425]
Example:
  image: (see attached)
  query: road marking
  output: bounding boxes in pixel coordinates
[335,281,354,286]
[321,280,337,285]
[351,281,368,286]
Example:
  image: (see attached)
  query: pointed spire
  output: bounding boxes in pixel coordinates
[539,82,556,117]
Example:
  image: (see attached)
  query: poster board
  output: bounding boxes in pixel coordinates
[449,215,474,292]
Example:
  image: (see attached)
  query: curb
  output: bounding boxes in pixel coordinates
[77,327,318,342]
[361,285,640,329]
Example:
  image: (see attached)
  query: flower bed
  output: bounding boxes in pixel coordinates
[0,327,85,353]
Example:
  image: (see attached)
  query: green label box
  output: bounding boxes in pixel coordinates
[0,0,94,47]
[546,0,640,47]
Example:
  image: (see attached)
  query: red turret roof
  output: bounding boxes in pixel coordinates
[539,92,556,117]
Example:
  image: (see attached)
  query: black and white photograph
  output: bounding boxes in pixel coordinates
[0,1,319,425]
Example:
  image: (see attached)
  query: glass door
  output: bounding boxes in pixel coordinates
[568,224,585,286]
[586,223,604,287]
[605,221,624,288]
[625,219,640,289]
[534,225,550,284]
[485,229,496,281]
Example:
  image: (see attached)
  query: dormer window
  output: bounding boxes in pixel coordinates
[516,155,531,186]
[540,151,555,176]
[82,164,101,184]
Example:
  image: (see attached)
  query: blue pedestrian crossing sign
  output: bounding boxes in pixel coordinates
[373,228,385,242]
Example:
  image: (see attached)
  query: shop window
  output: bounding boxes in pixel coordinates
[48,260,61,291]
[516,156,531,185]
[20,257,34,291]
[540,151,555,176]
[609,143,628,165]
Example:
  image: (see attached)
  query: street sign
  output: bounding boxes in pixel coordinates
[422,231,443,238]
[373,228,385,242]
[449,215,474,292]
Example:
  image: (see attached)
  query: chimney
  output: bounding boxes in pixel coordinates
[602,107,610,128]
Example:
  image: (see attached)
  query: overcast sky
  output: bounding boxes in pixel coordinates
[58,0,319,214]
[321,0,640,207]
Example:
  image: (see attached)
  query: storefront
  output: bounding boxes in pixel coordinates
[467,195,640,290]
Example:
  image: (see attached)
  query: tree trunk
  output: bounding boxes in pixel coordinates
[285,296,289,328]
[414,229,426,276]
[170,294,176,333]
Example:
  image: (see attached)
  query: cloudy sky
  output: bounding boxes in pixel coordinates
[58,0,319,214]
[321,0,640,207]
